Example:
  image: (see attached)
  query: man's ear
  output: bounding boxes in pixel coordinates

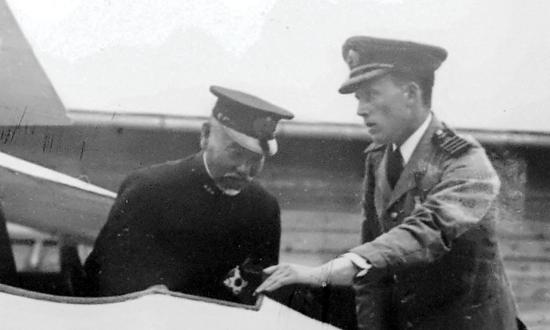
[200,122,211,150]
[404,82,421,104]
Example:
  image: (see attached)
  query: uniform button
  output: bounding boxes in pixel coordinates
[393,274,398,282]
[390,211,399,219]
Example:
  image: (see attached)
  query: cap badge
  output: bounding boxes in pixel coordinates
[346,49,360,68]
[253,116,276,140]
[215,111,232,125]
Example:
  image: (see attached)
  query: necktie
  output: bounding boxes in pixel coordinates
[386,146,403,189]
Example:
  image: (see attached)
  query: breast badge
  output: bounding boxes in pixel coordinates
[223,265,248,295]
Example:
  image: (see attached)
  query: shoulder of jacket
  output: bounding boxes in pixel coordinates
[120,170,157,193]
[432,123,479,158]
[249,182,278,203]
[123,159,186,191]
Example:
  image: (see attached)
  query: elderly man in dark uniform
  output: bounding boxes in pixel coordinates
[84,86,293,304]
[256,36,524,329]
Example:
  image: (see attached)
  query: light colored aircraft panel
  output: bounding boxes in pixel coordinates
[0,284,338,330]
[0,0,69,125]
[0,151,114,243]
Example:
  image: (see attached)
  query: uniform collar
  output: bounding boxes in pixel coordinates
[393,112,432,165]
[202,152,215,180]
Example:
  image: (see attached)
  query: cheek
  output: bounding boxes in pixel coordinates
[372,104,393,126]
[396,107,414,125]
[380,102,407,126]
[251,160,264,176]
[207,151,233,174]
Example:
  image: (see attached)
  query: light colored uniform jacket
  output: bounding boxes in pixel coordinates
[351,116,520,330]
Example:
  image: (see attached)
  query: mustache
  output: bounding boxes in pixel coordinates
[220,173,252,182]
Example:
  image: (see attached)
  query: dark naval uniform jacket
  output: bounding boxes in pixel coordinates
[84,153,280,302]
[350,116,520,330]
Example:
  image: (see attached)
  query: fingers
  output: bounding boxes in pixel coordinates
[255,273,281,294]
[255,265,291,295]
[254,277,275,295]
[255,273,288,294]
[262,265,278,275]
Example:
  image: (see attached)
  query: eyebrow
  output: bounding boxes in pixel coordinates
[356,87,373,99]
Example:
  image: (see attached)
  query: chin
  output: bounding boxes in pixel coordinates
[221,188,241,196]
[218,179,249,192]
[370,136,388,145]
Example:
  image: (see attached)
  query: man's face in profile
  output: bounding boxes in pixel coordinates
[355,74,417,146]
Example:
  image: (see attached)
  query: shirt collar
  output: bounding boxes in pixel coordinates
[202,152,214,179]
[394,113,432,165]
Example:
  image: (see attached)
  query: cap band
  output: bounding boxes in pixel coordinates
[215,118,278,156]
[213,102,278,141]
[349,63,394,78]
[339,68,391,94]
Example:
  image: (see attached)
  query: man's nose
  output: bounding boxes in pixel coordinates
[235,162,253,176]
[357,101,370,117]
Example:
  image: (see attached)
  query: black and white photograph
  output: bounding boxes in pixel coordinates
[0,0,548,329]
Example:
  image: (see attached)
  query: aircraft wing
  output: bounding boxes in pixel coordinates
[0,151,115,245]
[0,284,338,330]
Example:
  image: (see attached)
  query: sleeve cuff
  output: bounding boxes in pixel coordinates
[349,242,388,269]
[341,252,372,277]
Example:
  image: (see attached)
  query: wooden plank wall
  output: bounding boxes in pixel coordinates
[1,125,549,328]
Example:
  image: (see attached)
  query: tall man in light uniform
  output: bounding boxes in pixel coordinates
[85,86,293,304]
[256,36,523,329]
